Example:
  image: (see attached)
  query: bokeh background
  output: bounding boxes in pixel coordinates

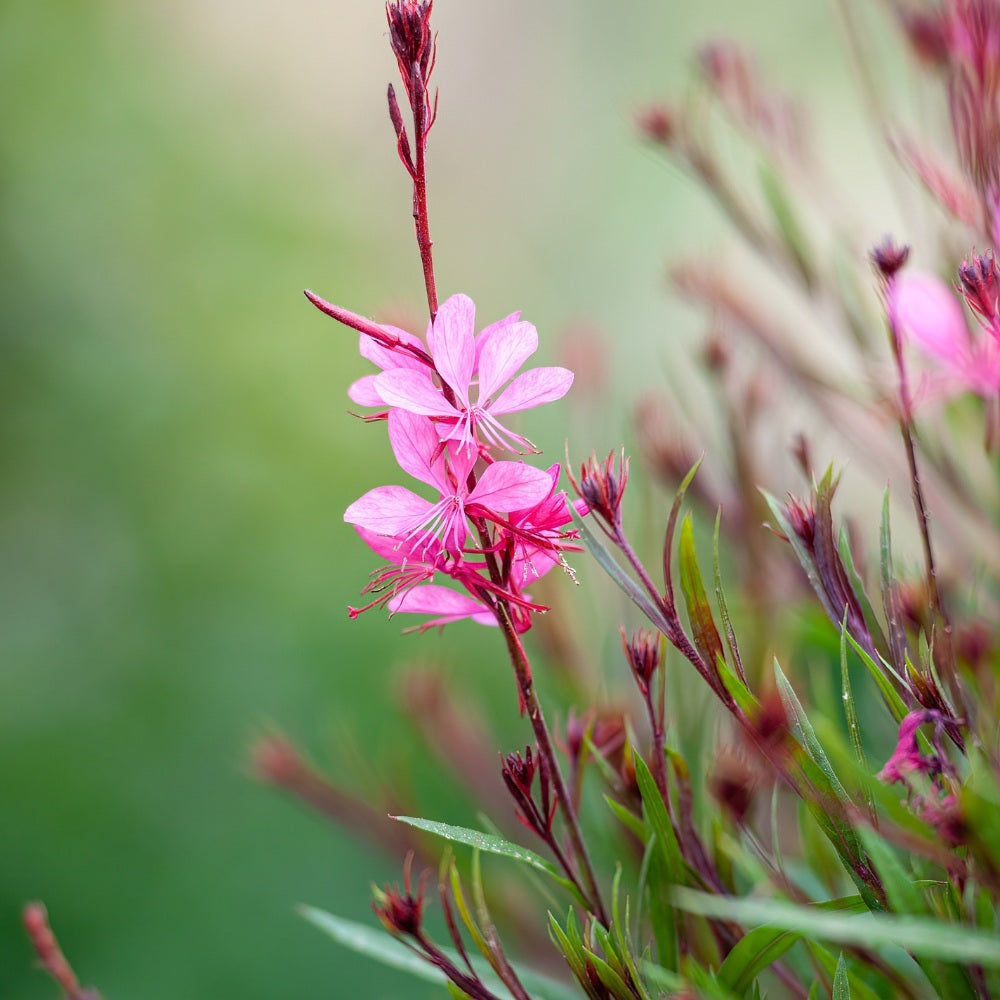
[2,2,882,996]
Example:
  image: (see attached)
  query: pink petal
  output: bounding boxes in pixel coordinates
[891,271,969,365]
[477,321,539,400]
[468,461,553,512]
[389,584,496,627]
[358,326,426,370]
[388,410,448,491]
[348,374,386,407]
[475,311,521,367]
[490,366,575,415]
[375,368,455,417]
[344,485,432,536]
[427,294,476,402]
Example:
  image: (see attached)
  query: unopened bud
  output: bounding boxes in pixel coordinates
[958,250,1000,325]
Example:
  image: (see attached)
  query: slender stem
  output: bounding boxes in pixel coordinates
[888,318,964,716]
[493,600,608,925]
[411,76,438,320]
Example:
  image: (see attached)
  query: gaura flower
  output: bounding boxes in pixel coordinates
[344,409,553,558]
[373,293,574,453]
[889,268,1000,397]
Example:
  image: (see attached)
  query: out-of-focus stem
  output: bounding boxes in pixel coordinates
[888,324,964,716]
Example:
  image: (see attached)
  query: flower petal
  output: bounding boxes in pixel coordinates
[375,368,455,417]
[427,294,476,402]
[359,326,427,369]
[477,321,538,400]
[489,366,575,415]
[387,410,447,491]
[348,374,387,407]
[388,584,496,626]
[468,461,553,512]
[475,310,521,368]
[891,271,969,365]
[344,485,432,536]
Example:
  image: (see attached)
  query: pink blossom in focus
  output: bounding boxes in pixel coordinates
[344,410,554,558]
[374,293,574,453]
[348,325,429,408]
[388,585,498,631]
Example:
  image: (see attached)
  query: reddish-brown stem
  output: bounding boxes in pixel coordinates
[412,931,507,1000]
[887,316,964,716]
[410,75,438,320]
[492,600,608,925]
[615,526,734,710]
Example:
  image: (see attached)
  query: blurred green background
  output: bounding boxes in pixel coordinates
[2,2,860,996]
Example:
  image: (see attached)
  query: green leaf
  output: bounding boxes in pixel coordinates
[302,906,582,1000]
[759,159,815,290]
[844,631,909,723]
[604,794,645,840]
[670,889,1000,966]
[805,941,883,1000]
[642,837,679,971]
[832,952,850,1000]
[393,815,586,906]
[586,947,635,1000]
[633,754,683,882]
[571,507,673,636]
[678,513,726,673]
[663,456,704,610]
[856,827,923,916]
[773,660,849,803]
[839,622,867,775]
[713,508,745,683]
[838,524,889,657]
[716,923,800,994]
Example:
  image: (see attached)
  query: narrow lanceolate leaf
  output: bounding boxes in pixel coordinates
[837,525,889,656]
[832,952,851,1000]
[773,661,849,803]
[713,509,745,682]
[806,942,883,1000]
[570,507,674,636]
[678,514,726,675]
[301,907,582,1000]
[663,456,703,610]
[670,889,1000,966]
[759,160,815,290]
[392,816,586,907]
[634,754,681,972]
[633,755,683,881]
[716,923,800,994]
[838,621,873,818]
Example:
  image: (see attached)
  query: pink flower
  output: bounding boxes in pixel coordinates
[387,584,498,631]
[889,268,1000,397]
[374,293,574,453]
[344,410,554,558]
[348,325,429,408]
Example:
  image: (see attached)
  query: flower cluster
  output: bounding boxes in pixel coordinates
[320,291,578,632]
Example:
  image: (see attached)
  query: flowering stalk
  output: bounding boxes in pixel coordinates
[386,0,439,318]
[493,599,608,924]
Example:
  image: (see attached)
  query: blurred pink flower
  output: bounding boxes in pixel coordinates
[889,268,1000,397]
